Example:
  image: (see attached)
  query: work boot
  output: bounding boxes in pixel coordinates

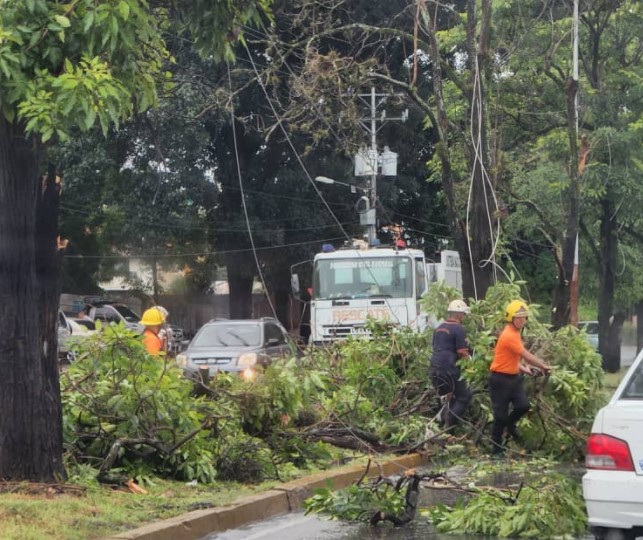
[506,426,523,444]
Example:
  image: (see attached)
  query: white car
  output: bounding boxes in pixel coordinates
[582,350,643,540]
[579,320,600,350]
[58,311,95,362]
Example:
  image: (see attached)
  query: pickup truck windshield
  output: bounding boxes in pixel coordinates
[112,304,140,323]
[313,257,412,300]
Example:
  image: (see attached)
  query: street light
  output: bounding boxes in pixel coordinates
[314,176,352,189]
[314,176,375,242]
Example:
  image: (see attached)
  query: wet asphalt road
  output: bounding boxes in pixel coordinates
[205,511,475,540]
[205,511,594,540]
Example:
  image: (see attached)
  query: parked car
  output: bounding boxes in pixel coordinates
[88,301,143,333]
[176,318,293,381]
[579,320,600,350]
[165,324,186,356]
[71,318,96,332]
[58,310,73,361]
[58,311,94,362]
[582,350,643,540]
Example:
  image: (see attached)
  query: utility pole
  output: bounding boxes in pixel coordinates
[569,0,580,326]
[370,87,377,238]
[354,87,407,243]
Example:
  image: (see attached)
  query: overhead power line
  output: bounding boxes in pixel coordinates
[63,236,348,260]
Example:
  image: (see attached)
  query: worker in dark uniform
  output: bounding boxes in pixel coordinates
[429,299,472,427]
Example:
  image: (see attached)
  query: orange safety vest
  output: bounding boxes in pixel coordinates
[142,329,162,356]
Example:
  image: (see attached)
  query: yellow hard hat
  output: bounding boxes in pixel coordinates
[505,300,529,322]
[140,307,165,326]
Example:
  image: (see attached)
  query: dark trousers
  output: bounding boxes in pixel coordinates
[429,368,472,426]
[488,372,530,453]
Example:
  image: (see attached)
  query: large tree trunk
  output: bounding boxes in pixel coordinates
[225,252,254,318]
[462,0,496,300]
[551,76,581,329]
[0,119,65,481]
[420,1,494,300]
[598,198,621,372]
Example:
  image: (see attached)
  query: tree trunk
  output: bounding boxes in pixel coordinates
[0,119,65,481]
[598,198,620,372]
[420,1,493,300]
[273,290,290,329]
[636,301,643,355]
[225,252,254,318]
[463,0,496,300]
[551,76,581,329]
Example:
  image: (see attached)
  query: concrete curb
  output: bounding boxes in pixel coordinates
[108,453,427,540]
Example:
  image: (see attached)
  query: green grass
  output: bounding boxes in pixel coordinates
[0,479,272,540]
[0,453,377,540]
[603,367,629,392]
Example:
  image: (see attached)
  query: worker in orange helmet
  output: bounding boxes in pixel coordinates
[139,307,166,356]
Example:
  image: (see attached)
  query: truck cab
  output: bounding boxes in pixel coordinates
[309,245,430,345]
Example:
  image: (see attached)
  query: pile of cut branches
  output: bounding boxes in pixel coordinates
[61,280,604,486]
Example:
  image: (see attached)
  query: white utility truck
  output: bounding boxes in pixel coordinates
[307,243,461,345]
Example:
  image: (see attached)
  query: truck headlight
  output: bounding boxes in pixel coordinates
[238,352,257,367]
[175,353,187,368]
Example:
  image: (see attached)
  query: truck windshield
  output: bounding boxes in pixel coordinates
[313,257,413,299]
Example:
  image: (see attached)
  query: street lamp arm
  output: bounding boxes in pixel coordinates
[315,176,352,188]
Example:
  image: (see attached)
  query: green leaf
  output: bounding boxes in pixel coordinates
[118,1,131,20]
[83,11,95,33]
[0,58,10,79]
[54,15,71,28]
[41,128,53,143]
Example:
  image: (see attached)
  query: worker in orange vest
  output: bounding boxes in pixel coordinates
[139,307,166,356]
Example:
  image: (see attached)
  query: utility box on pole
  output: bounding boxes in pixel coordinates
[354,147,377,176]
[380,146,398,176]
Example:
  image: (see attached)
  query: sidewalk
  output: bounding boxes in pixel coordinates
[108,453,428,540]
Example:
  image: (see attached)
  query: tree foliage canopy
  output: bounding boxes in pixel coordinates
[0,0,271,141]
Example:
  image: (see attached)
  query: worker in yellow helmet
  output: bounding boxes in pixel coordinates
[488,300,552,457]
[139,307,166,356]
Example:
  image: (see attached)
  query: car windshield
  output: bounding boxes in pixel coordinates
[193,323,261,347]
[112,304,140,323]
[620,360,643,399]
[313,256,413,299]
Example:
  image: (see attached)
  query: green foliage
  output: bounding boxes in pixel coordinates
[62,328,339,484]
[0,0,272,139]
[179,0,272,61]
[304,482,405,522]
[304,322,433,445]
[428,463,587,538]
[62,324,224,483]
